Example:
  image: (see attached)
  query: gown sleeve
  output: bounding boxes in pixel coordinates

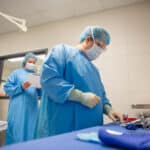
[41,45,74,104]
[4,70,23,98]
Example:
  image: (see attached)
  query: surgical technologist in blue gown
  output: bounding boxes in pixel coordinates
[36,26,122,138]
[4,53,41,144]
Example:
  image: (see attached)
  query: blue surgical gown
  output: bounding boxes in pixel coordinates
[4,68,41,144]
[36,44,111,138]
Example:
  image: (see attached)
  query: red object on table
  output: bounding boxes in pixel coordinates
[123,117,137,122]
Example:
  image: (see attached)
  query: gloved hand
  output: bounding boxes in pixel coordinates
[104,104,123,122]
[69,89,101,108]
[108,111,123,122]
[81,92,101,108]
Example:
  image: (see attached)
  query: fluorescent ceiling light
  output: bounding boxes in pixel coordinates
[37,54,45,60]
[8,54,45,62]
[8,57,24,62]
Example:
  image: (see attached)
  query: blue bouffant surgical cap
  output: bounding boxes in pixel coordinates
[22,52,37,67]
[79,26,110,45]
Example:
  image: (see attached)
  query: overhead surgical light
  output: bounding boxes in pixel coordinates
[0,11,27,32]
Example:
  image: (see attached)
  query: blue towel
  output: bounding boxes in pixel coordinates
[98,128,150,150]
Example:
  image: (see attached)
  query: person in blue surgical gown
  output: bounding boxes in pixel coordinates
[4,53,41,145]
[36,26,122,138]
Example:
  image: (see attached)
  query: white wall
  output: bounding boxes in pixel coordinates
[0,110,1,119]
[0,0,150,121]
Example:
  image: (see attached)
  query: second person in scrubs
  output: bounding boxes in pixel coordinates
[4,53,41,144]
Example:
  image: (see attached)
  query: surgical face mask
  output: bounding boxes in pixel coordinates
[86,27,105,61]
[86,43,104,61]
[25,62,36,71]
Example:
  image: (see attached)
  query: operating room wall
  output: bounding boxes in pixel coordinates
[0,107,1,118]
[0,0,150,121]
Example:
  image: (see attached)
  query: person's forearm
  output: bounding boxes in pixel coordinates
[68,89,83,102]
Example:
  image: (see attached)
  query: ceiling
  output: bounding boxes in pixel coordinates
[0,0,144,35]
